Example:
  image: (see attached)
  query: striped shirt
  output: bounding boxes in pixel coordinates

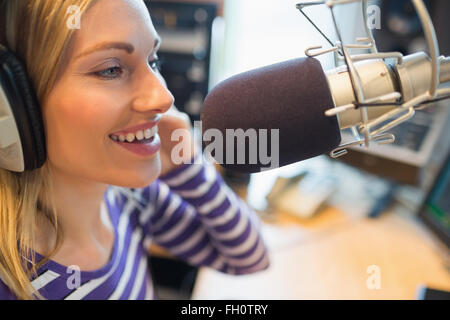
[0,153,269,300]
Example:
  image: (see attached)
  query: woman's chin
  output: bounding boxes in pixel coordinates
[114,157,161,188]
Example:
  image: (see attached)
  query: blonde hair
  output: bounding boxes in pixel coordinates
[0,0,95,300]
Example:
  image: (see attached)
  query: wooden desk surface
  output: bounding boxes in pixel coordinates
[150,162,450,299]
[191,206,450,299]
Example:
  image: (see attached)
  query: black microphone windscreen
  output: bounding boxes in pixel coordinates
[201,57,341,173]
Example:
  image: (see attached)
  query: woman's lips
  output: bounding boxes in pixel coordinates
[109,114,162,156]
[111,133,161,157]
[110,114,162,136]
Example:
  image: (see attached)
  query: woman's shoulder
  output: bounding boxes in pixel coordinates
[105,182,163,224]
[0,277,17,300]
[107,180,161,206]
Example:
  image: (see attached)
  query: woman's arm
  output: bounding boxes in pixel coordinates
[140,153,270,275]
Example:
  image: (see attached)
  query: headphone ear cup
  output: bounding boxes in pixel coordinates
[0,45,46,171]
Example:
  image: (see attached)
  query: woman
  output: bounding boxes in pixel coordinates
[0,0,269,300]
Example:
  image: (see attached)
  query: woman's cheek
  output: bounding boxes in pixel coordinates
[45,96,104,163]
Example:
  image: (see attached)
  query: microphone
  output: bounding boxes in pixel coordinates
[200,53,450,173]
[201,57,341,173]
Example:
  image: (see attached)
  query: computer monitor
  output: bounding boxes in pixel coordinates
[418,153,450,248]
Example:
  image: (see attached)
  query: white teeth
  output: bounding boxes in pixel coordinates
[144,129,152,139]
[112,126,158,143]
[126,133,135,143]
[145,126,158,139]
[135,130,144,141]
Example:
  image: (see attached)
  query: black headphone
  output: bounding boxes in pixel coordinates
[0,44,46,172]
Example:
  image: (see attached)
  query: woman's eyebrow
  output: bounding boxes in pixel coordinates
[74,37,161,61]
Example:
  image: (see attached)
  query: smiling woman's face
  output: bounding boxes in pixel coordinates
[43,0,174,188]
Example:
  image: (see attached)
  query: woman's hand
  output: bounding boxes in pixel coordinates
[157,105,198,177]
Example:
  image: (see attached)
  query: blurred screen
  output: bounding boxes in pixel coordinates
[420,156,450,247]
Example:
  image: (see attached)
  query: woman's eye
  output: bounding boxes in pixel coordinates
[94,66,123,79]
[92,58,161,80]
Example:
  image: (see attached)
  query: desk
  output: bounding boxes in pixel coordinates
[191,207,450,299]
[151,158,450,299]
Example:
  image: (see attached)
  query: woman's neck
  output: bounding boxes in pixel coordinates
[35,164,112,258]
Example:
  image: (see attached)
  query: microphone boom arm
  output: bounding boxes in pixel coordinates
[297,0,450,158]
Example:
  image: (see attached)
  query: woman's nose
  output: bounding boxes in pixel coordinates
[132,69,174,114]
